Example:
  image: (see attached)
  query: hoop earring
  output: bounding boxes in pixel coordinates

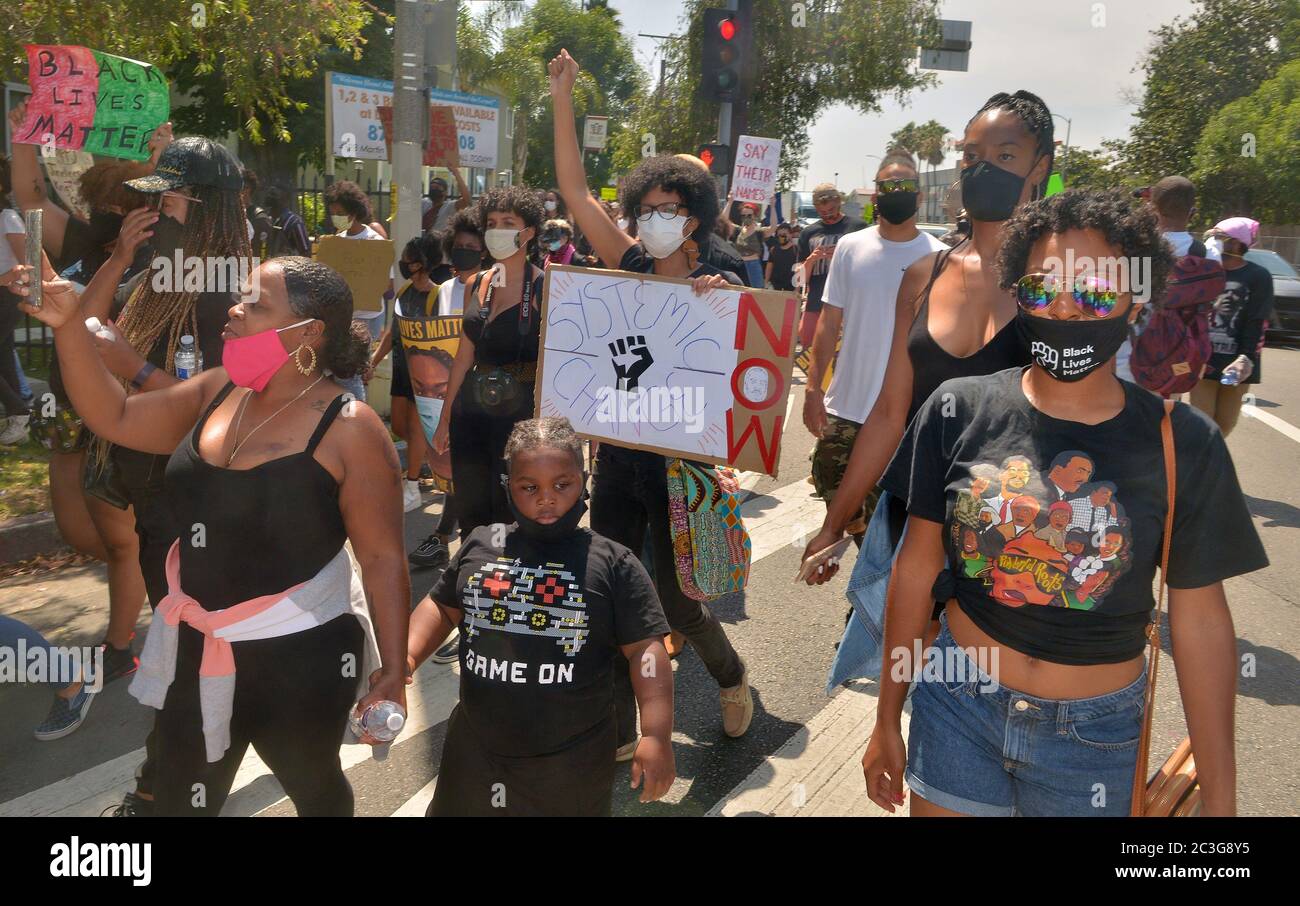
[294,344,317,375]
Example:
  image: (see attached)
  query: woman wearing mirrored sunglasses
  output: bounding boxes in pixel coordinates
[860,188,1266,816]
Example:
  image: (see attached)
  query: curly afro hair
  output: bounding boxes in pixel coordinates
[477,185,544,258]
[324,180,372,222]
[442,208,487,262]
[996,189,1176,307]
[619,155,720,242]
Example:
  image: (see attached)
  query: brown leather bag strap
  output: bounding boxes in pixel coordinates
[1131,398,1177,816]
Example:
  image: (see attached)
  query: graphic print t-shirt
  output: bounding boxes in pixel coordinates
[882,368,1268,664]
[430,525,670,757]
[796,215,867,310]
[1204,260,1273,384]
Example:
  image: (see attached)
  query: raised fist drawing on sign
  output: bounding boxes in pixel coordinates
[610,335,653,392]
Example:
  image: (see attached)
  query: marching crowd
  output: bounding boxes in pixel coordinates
[0,46,1272,817]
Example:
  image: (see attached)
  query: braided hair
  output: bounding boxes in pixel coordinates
[967,91,1055,196]
[115,182,251,376]
[504,416,584,472]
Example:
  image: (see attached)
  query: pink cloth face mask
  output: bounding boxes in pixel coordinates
[222,318,314,391]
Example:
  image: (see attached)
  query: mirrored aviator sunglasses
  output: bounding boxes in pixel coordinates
[878,178,919,194]
[1014,273,1120,319]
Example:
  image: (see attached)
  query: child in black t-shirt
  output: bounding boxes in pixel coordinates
[406,416,675,816]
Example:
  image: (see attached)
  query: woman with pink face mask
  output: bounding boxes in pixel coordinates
[22,256,410,817]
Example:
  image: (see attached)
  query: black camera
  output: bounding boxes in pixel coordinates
[473,369,519,411]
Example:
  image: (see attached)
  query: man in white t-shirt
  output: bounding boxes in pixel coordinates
[804,151,945,540]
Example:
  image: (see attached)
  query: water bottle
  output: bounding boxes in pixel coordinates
[349,700,406,743]
[174,335,202,379]
[83,317,115,341]
[1219,370,1240,386]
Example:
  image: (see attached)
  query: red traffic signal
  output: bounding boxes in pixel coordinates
[700,8,746,103]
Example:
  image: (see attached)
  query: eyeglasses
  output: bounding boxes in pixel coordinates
[1014,273,1123,319]
[877,178,918,194]
[634,202,687,222]
[149,190,203,211]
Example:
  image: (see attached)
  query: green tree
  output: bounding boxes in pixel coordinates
[458,0,642,188]
[611,0,942,189]
[1116,0,1299,182]
[1192,59,1300,221]
[1054,146,1133,192]
[888,119,948,181]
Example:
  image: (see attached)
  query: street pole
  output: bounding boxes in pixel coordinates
[1053,113,1072,188]
[393,0,429,255]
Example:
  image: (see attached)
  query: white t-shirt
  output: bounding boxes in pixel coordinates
[337,225,389,320]
[0,208,25,273]
[821,226,946,423]
[435,275,470,316]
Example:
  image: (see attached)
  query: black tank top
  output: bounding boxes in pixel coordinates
[164,383,350,611]
[906,245,1028,423]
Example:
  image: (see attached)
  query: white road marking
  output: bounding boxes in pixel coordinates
[390,778,438,817]
[1242,403,1300,445]
[709,685,910,817]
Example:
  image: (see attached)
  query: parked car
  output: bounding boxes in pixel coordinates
[1244,249,1300,346]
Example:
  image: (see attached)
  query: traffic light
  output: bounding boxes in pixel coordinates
[700,8,744,102]
[698,143,731,176]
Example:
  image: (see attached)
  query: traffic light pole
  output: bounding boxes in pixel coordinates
[715,0,738,196]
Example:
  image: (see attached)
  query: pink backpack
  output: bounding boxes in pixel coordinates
[1130,256,1225,397]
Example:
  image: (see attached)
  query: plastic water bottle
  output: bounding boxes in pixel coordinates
[83,317,115,341]
[1220,369,1241,386]
[349,701,406,743]
[174,335,202,379]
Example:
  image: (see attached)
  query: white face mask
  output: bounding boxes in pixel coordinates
[544,200,557,212]
[331,214,351,231]
[484,228,523,261]
[639,214,691,259]
[616,217,629,232]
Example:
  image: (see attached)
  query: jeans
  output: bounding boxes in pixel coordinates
[825,490,904,692]
[0,290,30,417]
[905,612,1145,816]
[337,373,366,403]
[0,614,71,691]
[591,446,746,745]
[743,258,764,288]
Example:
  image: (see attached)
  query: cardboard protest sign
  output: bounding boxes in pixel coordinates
[15,46,169,162]
[42,149,95,221]
[314,235,394,318]
[536,266,799,476]
[376,105,461,169]
[395,300,461,491]
[731,135,781,204]
[793,338,838,392]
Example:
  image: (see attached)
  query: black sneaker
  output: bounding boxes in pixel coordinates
[101,790,154,817]
[430,628,460,664]
[408,535,450,569]
[100,642,138,684]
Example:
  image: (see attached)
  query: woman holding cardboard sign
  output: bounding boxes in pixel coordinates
[550,48,754,746]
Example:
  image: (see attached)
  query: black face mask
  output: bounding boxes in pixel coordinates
[399,260,420,280]
[149,213,185,256]
[961,159,1034,222]
[1015,309,1131,382]
[876,191,919,225]
[451,247,483,272]
[506,491,588,542]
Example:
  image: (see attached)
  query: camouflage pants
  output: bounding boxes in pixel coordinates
[810,414,882,538]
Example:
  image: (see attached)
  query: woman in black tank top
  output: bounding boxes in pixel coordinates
[802,90,1054,580]
[25,257,410,816]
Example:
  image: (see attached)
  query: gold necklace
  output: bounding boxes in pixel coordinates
[225,375,326,467]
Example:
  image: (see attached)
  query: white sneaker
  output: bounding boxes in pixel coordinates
[402,478,422,513]
[0,414,30,445]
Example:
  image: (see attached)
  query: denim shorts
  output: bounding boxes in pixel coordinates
[905,613,1146,817]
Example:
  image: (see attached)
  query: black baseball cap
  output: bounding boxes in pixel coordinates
[126,136,244,194]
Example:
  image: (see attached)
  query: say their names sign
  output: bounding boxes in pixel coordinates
[15,46,169,161]
[536,266,799,476]
[731,135,781,204]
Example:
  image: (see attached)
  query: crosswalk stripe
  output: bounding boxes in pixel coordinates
[1,461,828,817]
[708,685,910,817]
[390,778,438,817]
